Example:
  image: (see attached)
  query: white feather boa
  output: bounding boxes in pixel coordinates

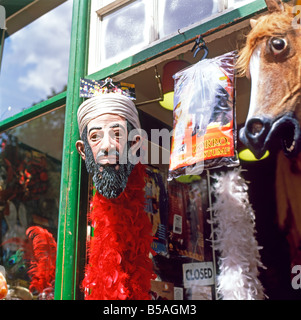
[210,168,265,300]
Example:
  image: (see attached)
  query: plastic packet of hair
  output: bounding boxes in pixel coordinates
[168,51,239,180]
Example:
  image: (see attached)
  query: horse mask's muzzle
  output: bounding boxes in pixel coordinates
[239,112,301,159]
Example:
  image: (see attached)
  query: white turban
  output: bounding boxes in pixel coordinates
[77,93,141,136]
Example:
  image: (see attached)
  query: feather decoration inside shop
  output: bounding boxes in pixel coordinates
[210,168,265,300]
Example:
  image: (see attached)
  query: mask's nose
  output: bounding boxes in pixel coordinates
[239,116,272,158]
[95,132,118,164]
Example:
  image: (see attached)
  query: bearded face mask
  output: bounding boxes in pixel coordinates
[75,93,154,301]
[75,94,142,199]
[79,118,135,198]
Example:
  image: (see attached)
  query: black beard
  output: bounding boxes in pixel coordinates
[92,162,134,198]
[82,126,135,199]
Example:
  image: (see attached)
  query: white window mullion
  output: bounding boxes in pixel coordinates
[218,0,226,12]
[150,0,159,43]
[88,0,102,75]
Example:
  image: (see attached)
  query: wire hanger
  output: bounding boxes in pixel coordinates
[101,77,116,89]
[191,35,209,60]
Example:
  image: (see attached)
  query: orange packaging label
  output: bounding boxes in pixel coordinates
[170,120,234,171]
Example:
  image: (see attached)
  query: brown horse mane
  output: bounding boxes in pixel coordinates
[236,4,294,76]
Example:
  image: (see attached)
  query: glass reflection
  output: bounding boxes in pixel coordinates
[0,107,65,300]
[101,0,148,62]
[159,0,218,39]
[0,1,72,122]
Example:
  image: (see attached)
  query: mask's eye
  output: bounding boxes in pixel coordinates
[90,131,103,142]
[270,37,287,55]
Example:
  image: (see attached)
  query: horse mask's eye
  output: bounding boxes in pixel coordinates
[270,37,287,55]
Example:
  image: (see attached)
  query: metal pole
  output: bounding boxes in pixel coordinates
[206,169,219,300]
[0,29,5,73]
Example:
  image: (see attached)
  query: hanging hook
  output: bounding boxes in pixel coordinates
[191,35,209,60]
[101,77,116,88]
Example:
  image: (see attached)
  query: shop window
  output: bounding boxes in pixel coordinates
[83,163,215,300]
[88,0,255,73]
[100,0,150,65]
[151,171,215,300]
[158,0,219,39]
[0,107,65,300]
[0,1,72,122]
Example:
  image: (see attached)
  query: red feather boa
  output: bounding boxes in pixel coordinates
[82,163,155,300]
[26,226,57,294]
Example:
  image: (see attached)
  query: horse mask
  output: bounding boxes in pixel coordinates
[238,0,301,159]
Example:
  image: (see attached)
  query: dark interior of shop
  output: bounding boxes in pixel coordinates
[110,22,301,299]
[240,143,301,300]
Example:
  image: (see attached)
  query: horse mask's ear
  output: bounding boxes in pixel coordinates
[265,0,284,13]
[250,19,258,29]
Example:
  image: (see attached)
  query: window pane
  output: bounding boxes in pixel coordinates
[233,0,256,5]
[102,0,115,6]
[158,0,218,39]
[0,1,72,122]
[0,107,65,300]
[100,0,149,66]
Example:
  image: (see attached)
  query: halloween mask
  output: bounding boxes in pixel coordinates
[76,94,142,198]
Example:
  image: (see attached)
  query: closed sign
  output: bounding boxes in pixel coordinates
[183,262,215,288]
